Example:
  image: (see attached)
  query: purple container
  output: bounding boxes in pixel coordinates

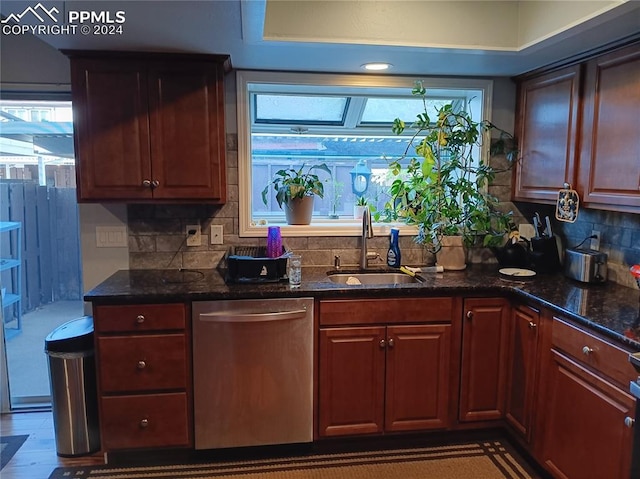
[267,226,282,258]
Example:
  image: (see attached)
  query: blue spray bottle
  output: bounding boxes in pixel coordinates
[387,227,401,268]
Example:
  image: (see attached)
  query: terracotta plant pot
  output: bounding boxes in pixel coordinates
[284,196,315,225]
[436,235,467,271]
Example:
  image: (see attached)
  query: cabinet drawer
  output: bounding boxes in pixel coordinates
[98,334,187,393]
[552,317,637,387]
[319,297,453,326]
[101,392,189,450]
[94,303,186,333]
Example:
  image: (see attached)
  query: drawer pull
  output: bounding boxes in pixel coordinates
[582,346,594,356]
[379,339,386,349]
[387,338,395,348]
[137,360,146,370]
[136,315,145,324]
[528,321,537,330]
[466,311,473,320]
[139,418,149,429]
[624,417,635,428]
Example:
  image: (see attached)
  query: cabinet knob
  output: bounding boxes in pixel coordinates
[142,179,152,187]
[137,360,146,370]
[139,418,149,429]
[466,311,474,320]
[528,321,537,330]
[387,338,395,348]
[625,417,635,428]
[151,180,160,189]
[136,315,145,324]
[582,346,594,356]
[379,339,386,349]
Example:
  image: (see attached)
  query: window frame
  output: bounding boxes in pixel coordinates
[237,70,493,238]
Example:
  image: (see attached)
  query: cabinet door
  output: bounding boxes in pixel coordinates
[505,304,540,441]
[70,58,153,201]
[579,43,640,211]
[385,324,451,432]
[318,327,386,437]
[540,350,635,479]
[513,65,581,202]
[147,60,227,201]
[459,298,510,421]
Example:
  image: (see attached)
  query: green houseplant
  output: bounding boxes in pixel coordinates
[262,163,332,225]
[383,82,516,267]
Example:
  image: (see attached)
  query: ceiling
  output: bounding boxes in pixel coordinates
[1,0,640,76]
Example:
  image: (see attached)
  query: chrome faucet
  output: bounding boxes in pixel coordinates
[360,208,377,269]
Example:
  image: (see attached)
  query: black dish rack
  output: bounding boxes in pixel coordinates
[223,246,289,283]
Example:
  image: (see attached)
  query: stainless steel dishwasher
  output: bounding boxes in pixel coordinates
[192,297,313,449]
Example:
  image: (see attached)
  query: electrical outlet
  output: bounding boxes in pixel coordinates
[186,225,201,247]
[210,225,223,245]
[590,229,601,251]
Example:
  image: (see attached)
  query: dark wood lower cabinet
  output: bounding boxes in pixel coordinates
[318,324,451,437]
[540,350,635,479]
[101,393,190,450]
[385,325,451,432]
[459,298,510,422]
[318,326,386,436]
[505,304,541,441]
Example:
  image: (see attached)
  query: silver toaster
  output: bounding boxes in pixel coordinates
[564,248,608,283]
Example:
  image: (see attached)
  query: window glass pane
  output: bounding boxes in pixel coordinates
[361,97,458,124]
[239,72,491,235]
[255,94,348,124]
[253,134,411,221]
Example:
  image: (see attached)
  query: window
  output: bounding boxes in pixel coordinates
[237,71,493,237]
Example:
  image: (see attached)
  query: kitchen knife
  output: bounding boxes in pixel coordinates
[533,216,541,238]
[545,216,553,237]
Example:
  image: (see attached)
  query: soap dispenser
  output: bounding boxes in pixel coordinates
[387,227,401,268]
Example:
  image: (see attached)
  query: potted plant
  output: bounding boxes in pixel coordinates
[382,81,516,269]
[262,163,332,225]
[353,195,369,219]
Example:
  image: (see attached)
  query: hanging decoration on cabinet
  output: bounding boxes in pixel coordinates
[555,183,579,223]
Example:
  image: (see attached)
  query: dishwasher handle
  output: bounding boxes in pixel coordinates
[199,308,308,323]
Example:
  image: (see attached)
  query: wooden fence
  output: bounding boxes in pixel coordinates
[0,180,82,317]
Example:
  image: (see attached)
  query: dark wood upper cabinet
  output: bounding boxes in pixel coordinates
[578,43,640,211]
[514,40,640,213]
[67,51,230,202]
[513,65,582,203]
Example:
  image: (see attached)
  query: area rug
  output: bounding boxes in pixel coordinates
[49,439,540,479]
[1,434,29,470]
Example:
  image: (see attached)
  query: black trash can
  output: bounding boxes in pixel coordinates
[44,316,100,457]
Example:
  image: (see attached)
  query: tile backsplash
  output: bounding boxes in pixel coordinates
[127,133,640,289]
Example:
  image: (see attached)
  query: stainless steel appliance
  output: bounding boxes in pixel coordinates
[192,297,313,449]
[564,248,608,283]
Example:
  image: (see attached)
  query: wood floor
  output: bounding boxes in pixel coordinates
[1,410,104,479]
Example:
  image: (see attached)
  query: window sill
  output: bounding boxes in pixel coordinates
[241,220,417,238]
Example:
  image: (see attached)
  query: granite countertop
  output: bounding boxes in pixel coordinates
[85,264,640,351]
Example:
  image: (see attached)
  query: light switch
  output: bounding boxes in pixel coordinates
[210,225,223,245]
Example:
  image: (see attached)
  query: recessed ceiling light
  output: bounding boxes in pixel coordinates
[362,62,392,71]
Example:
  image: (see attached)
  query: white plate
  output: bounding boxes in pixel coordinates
[499,268,537,277]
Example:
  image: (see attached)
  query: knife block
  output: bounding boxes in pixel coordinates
[530,236,561,273]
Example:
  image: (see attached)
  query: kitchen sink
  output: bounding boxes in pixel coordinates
[327,272,419,285]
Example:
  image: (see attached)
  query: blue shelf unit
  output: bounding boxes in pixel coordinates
[1,221,22,332]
